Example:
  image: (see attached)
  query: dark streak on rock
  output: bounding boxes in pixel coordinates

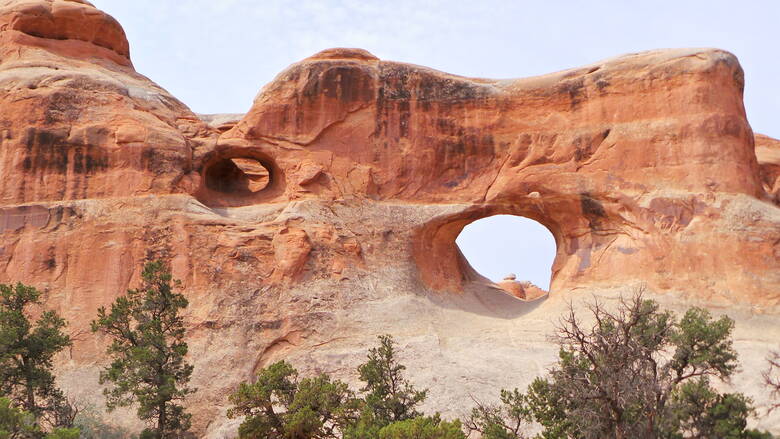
[580,192,607,231]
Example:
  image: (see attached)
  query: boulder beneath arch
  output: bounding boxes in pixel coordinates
[0,1,779,436]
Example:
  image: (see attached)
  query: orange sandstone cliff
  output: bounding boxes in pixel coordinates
[0,0,779,436]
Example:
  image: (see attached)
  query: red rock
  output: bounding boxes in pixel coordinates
[496,279,527,299]
[756,134,780,204]
[0,1,778,436]
[294,160,324,186]
[271,227,312,282]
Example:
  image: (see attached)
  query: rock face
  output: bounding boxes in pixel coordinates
[757,134,780,204]
[0,1,779,436]
[495,274,547,300]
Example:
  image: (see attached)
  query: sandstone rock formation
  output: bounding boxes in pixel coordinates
[757,134,780,204]
[0,1,779,437]
[495,274,548,301]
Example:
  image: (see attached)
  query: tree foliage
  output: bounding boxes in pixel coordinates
[357,335,428,428]
[666,378,771,439]
[465,388,534,439]
[227,360,361,438]
[0,397,78,439]
[91,261,194,438]
[467,292,771,439]
[0,397,38,439]
[41,429,79,439]
[71,405,131,439]
[228,335,446,439]
[0,283,73,432]
[375,414,465,439]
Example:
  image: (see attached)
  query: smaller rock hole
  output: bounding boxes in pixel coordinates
[205,157,270,194]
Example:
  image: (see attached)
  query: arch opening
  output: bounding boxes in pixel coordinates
[205,157,271,195]
[455,215,556,300]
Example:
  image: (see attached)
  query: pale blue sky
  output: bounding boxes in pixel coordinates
[456,216,555,288]
[91,0,779,289]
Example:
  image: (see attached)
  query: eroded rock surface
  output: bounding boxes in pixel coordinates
[0,1,779,436]
[757,134,780,204]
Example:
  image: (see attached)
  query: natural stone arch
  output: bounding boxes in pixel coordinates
[413,203,567,294]
[0,1,778,434]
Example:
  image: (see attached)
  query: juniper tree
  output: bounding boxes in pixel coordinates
[467,292,772,439]
[357,335,428,426]
[228,335,441,439]
[91,261,194,438]
[0,283,71,431]
[338,335,431,438]
[227,361,361,439]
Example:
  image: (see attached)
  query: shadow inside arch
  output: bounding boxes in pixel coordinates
[424,278,548,320]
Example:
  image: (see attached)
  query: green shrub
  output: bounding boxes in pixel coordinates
[0,397,39,439]
[44,428,80,439]
[377,415,466,439]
